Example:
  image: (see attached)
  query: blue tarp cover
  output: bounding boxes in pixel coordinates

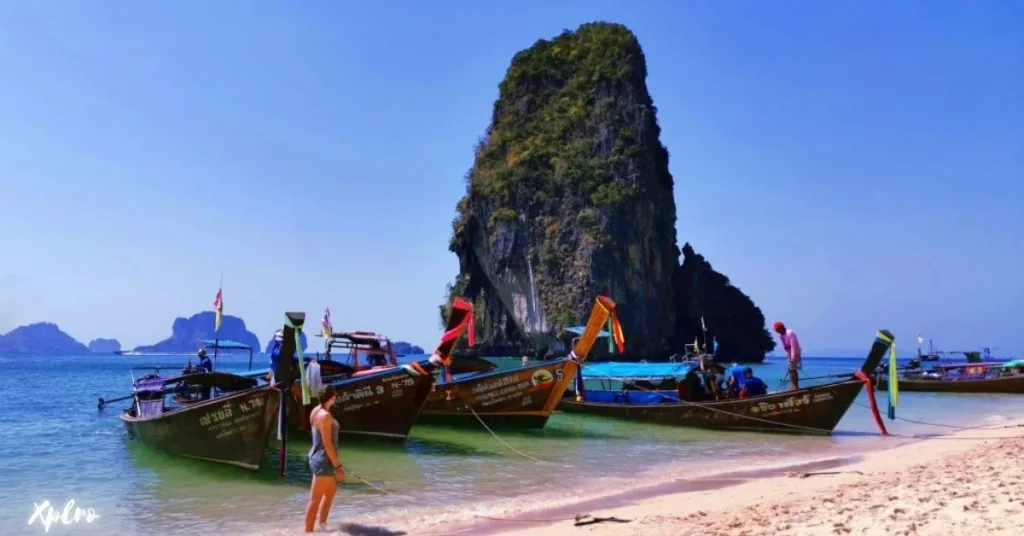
[581,361,697,380]
[583,389,679,405]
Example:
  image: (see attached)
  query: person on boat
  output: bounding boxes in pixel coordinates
[196,348,214,400]
[305,385,344,533]
[366,340,388,368]
[725,364,746,398]
[699,360,726,400]
[267,329,300,384]
[738,367,768,398]
[677,371,704,402]
[197,348,213,373]
[773,321,802,390]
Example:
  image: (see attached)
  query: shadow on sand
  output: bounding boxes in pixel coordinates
[336,522,407,535]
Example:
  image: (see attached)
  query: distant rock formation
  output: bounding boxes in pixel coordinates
[265,331,309,354]
[672,243,775,362]
[0,322,89,354]
[88,338,122,353]
[133,312,260,353]
[441,22,774,361]
[393,341,425,355]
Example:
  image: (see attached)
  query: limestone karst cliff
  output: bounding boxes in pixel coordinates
[673,243,775,361]
[134,312,260,353]
[0,322,89,354]
[442,22,773,361]
[88,338,122,353]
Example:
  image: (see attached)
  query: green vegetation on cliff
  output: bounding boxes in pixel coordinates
[444,22,773,361]
[466,22,647,215]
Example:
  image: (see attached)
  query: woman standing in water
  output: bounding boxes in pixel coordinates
[305,385,344,533]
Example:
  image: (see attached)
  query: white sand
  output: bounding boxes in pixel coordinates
[491,420,1024,536]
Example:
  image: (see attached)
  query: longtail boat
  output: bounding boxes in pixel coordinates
[119,369,280,470]
[557,330,895,435]
[876,360,1024,394]
[247,304,472,441]
[418,296,624,429]
[285,330,436,441]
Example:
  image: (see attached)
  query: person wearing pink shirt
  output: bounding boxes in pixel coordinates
[773,321,802,390]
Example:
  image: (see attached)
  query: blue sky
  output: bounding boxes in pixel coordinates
[0,1,1020,356]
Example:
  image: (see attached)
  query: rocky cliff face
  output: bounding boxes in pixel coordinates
[444,22,679,356]
[134,312,260,353]
[88,338,122,353]
[673,243,775,361]
[443,22,773,360]
[0,322,89,354]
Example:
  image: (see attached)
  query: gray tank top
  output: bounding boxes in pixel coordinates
[309,407,339,462]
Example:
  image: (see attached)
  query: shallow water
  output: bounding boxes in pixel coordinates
[2,353,1023,535]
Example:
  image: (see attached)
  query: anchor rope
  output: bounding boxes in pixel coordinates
[463,402,568,466]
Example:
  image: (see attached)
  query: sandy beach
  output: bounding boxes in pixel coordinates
[483,419,1024,536]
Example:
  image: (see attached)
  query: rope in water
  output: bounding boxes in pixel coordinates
[847,397,1024,432]
[339,464,396,495]
[465,403,567,466]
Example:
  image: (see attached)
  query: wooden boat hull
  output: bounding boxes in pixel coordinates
[558,379,867,435]
[121,386,281,470]
[418,359,578,429]
[287,365,435,441]
[876,375,1024,394]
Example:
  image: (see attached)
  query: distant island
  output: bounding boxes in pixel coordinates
[0,322,89,354]
[88,338,122,353]
[0,314,426,357]
[133,311,261,353]
[393,341,425,355]
[440,22,774,363]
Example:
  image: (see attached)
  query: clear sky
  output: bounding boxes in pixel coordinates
[0,1,1020,355]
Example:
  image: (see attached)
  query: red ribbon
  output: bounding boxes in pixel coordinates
[855,370,889,436]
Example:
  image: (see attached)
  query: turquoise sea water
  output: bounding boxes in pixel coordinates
[3,352,1024,535]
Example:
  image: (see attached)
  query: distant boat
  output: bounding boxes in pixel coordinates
[918,336,940,361]
[876,355,1024,394]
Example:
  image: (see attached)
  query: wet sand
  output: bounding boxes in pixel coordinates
[483,419,1024,536]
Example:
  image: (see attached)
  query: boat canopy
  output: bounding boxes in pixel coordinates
[1002,360,1024,368]
[134,372,258,393]
[581,362,698,381]
[201,339,253,351]
[325,331,391,346]
[933,362,1005,370]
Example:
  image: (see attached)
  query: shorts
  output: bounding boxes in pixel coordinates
[308,451,335,477]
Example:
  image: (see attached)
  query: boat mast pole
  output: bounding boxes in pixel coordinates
[278,312,306,479]
[213,273,223,371]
